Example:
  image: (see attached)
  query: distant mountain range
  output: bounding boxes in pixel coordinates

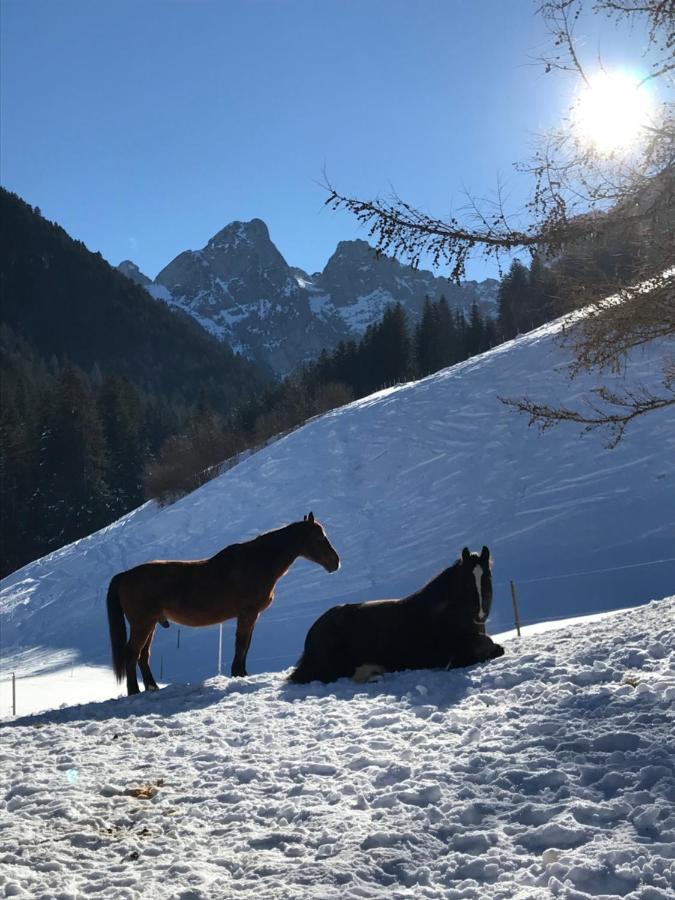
[118,219,498,374]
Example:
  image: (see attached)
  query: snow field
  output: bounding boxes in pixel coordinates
[1,599,673,899]
[0,665,121,720]
[1,297,673,897]
[1,315,674,687]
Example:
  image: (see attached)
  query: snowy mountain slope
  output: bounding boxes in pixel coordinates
[150,219,343,370]
[1,600,673,899]
[119,223,497,373]
[299,238,497,335]
[1,310,673,687]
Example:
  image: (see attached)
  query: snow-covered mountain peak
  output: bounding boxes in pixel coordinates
[328,238,376,260]
[119,221,499,374]
[206,217,274,253]
[157,217,288,281]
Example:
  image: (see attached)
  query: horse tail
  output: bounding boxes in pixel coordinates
[107,574,127,683]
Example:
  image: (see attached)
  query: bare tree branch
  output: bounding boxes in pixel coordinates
[563,272,675,375]
[501,380,675,448]
[328,0,674,446]
[537,0,592,83]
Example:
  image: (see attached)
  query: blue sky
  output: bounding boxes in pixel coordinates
[0,0,649,281]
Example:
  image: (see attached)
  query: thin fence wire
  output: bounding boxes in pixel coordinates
[2,554,672,716]
[495,556,675,587]
[265,556,675,628]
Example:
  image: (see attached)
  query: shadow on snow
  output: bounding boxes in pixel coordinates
[1,662,488,728]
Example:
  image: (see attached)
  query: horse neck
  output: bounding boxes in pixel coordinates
[252,524,305,583]
[407,565,476,621]
[407,565,455,604]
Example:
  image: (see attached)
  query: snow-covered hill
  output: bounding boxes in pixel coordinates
[1,310,673,691]
[1,600,673,899]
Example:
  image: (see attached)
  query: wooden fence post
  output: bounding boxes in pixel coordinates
[510,580,522,637]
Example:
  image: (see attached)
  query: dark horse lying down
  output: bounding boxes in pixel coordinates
[289,546,504,684]
[107,513,339,695]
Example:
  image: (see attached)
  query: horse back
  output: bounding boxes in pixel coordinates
[123,558,206,591]
[116,558,212,617]
[302,598,420,672]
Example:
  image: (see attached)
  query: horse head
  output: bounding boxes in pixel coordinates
[460,545,493,625]
[299,512,340,572]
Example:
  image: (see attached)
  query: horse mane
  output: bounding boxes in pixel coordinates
[211,521,304,562]
[248,520,306,548]
[403,557,464,606]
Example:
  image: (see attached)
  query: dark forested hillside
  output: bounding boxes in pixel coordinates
[0,189,268,408]
[0,190,270,575]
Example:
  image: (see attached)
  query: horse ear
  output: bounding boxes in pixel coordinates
[303,515,307,521]
[307,511,314,523]
[480,546,490,564]
[461,547,471,564]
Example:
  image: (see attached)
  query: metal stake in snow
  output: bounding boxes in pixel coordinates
[510,581,522,637]
[218,623,223,676]
[12,672,16,717]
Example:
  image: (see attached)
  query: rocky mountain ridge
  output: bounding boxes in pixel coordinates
[119,219,498,374]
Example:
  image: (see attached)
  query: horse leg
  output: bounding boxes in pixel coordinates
[452,634,504,669]
[138,626,160,691]
[474,633,505,661]
[352,663,386,683]
[231,613,258,677]
[125,620,155,695]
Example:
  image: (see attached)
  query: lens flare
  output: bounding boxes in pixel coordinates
[571,70,654,154]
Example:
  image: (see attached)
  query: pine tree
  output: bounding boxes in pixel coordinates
[98,375,146,513]
[528,255,562,326]
[36,362,111,549]
[453,308,468,360]
[415,297,437,377]
[436,297,458,367]
[466,301,485,357]
[497,260,530,340]
[380,303,413,386]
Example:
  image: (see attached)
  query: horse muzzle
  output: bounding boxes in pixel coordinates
[325,555,340,573]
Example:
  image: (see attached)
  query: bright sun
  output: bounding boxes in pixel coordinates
[571,70,654,155]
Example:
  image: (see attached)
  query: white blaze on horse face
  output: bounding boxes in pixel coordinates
[473,564,485,621]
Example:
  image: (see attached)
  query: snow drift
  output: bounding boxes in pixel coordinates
[0,599,673,899]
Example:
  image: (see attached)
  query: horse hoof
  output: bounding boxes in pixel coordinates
[159,617,170,629]
[146,684,160,692]
[353,663,386,684]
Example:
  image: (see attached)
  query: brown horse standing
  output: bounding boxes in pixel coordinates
[107,513,340,695]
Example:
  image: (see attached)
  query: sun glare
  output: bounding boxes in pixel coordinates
[572,70,654,155]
